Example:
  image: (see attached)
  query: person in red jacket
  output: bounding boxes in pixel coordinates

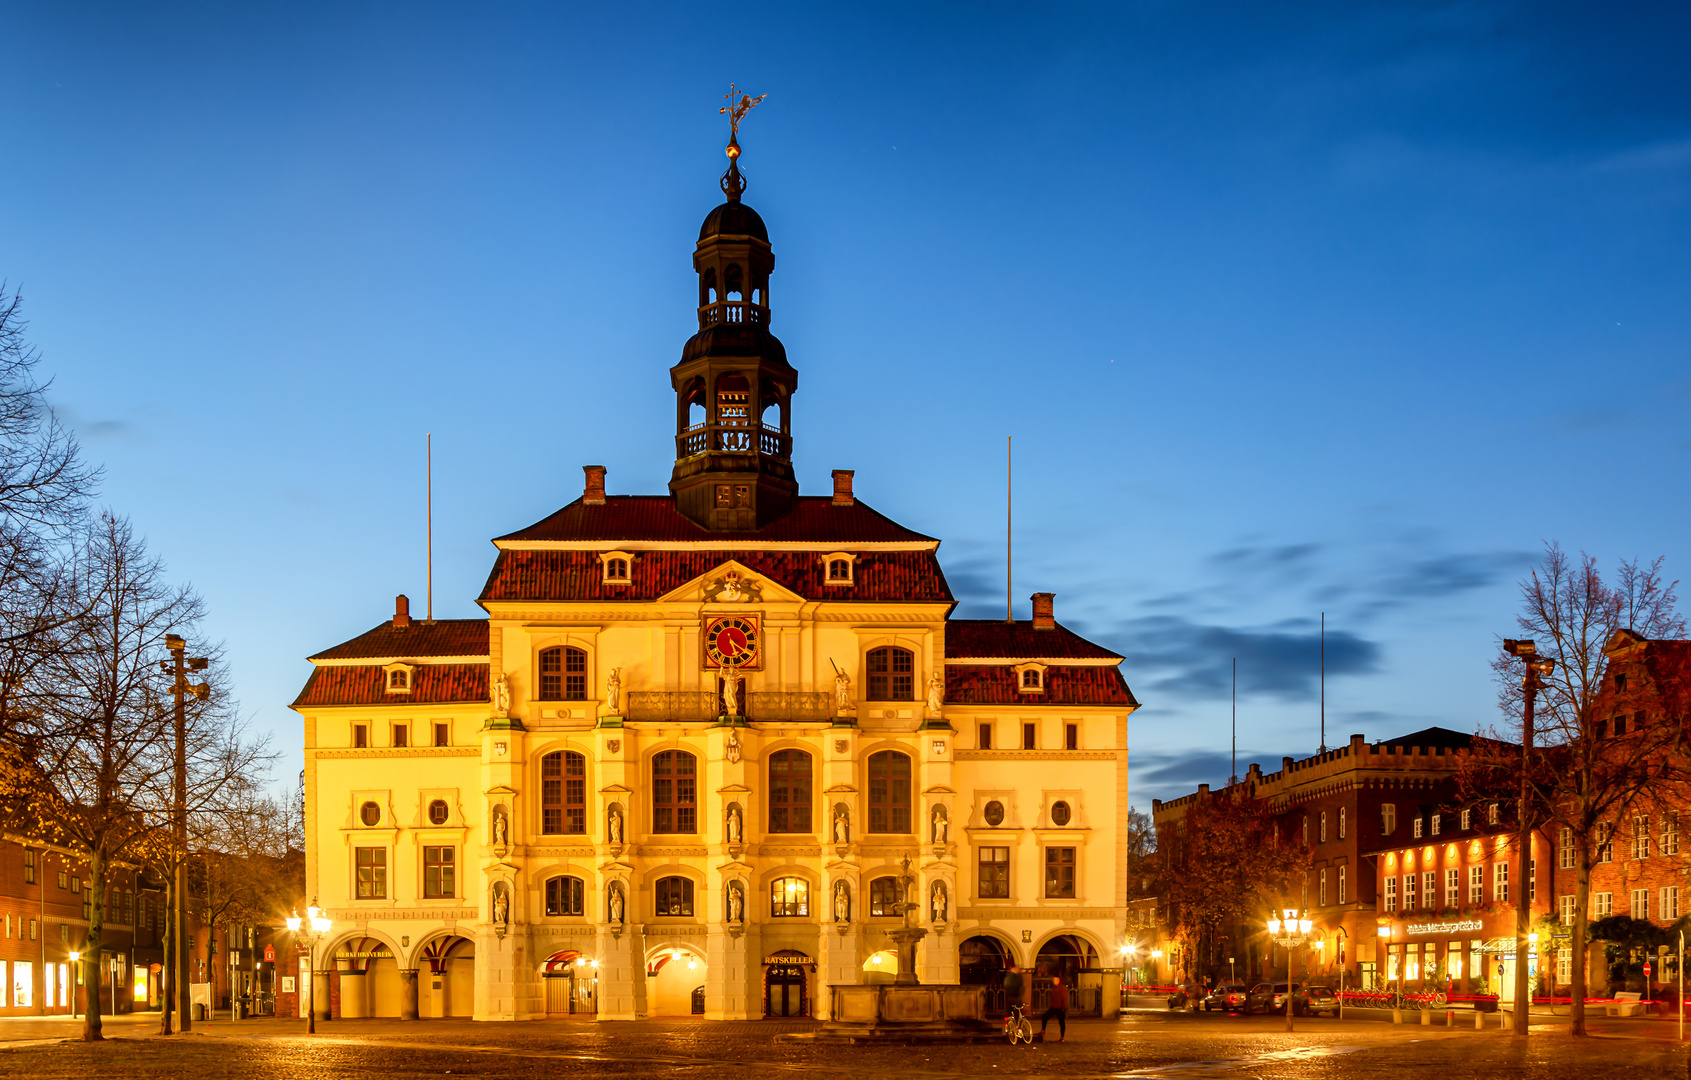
[1040,976,1069,1042]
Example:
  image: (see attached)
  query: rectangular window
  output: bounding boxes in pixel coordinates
[28,919,36,941]
[1488,802,1499,825]
[1557,948,1572,984]
[652,751,698,834]
[1386,875,1397,912]
[1662,886,1681,921]
[1431,813,1441,836]
[11,962,30,1007]
[1664,813,1681,856]
[57,870,67,890]
[979,846,1010,899]
[1632,816,1651,860]
[1339,807,1346,839]
[867,752,911,834]
[978,723,992,750]
[423,846,455,899]
[1594,891,1613,917]
[434,722,450,747]
[1560,894,1576,925]
[1446,868,1460,908]
[546,876,584,916]
[1320,812,1327,844]
[23,850,34,885]
[1493,862,1508,903]
[1529,858,1536,902]
[1338,864,1347,903]
[1303,817,1309,846]
[1319,868,1327,906]
[655,877,694,917]
[354,724,368,749]
[1044,847,1076,898]
[1597,822,1614,863]
[1023,723,1037,750]
[392,723,408,748]
[1413,816,1423,839]
[1382,804,1396,836]
[355,847,387,900]
[767,750,813,834]
[1423,870,1435,909]
[1631,888,1649,919]
[1469,864,1483,905]
[1064,723,1078,750]
[1404,872,1417,910]
[1461,808,1471,831]
[1560,827,1575,869]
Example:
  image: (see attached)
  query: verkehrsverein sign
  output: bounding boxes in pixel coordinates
[1404,919,1484,936]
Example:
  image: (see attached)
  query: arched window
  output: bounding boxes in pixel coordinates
[867,751,911,833]
[653,750,697,833]
[768,750,812,833]
[1021,668,1042,689]
[868,876,901,917]
[771,876,809,917]
[541,751,587,834]
[539,647,587,700]
[655,876,694,916]
[866,647,914,700]
[545,875,585,916]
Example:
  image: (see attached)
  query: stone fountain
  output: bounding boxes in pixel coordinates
[824,858,990,1041]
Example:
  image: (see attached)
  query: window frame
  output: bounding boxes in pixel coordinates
[868,876,901,917]
[654,875,695,917]
[598,550,635,585]
[978,846,1010,899]
[865,647,915,701]
[545,875,585,917]
[422,846,455,899]
[355,846,388,900]
[822,551,857,587]
[767,749,813,834]
[1043,846,1076,899]
[770,876,810,917]
[866,750,912,834]
[542,751,588,835]
[652,750,698,834]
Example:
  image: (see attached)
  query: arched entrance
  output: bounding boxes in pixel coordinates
[1033,934,1100,1014]
[540,950,597,1016]
[416,936,474,1018]
[647,947,705,1016]
[332,936,399,1018]
[959,935,1013,1014]
[763,949,811,1018]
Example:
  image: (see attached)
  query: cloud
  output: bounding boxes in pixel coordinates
[1108,614,1380,701]
[1587,136,1691,175]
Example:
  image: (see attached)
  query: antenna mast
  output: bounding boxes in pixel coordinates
[1319,612,1326,753]
[427,433,434,622]
[1231,657,1237,786]
[1006,435,1012,623]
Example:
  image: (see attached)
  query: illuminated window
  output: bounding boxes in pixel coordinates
[868,876,900,916]
[770,876,809,917]
[545,876,584,916]
[539,646,588,700]
[655,876,694,917]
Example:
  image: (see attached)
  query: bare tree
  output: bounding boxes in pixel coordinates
[1491,543,1685,1036]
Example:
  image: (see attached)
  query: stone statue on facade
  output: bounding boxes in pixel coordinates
[492,885,509,928]
[721,667,742,717]
[493,809,508,848]
[833,806,849,844]
[834,669,852,713]
[605,666,622,714]
[727,881,744,924]
[833,880,850,924]
[608,883,624,926]
[930,880,947,924]
[608,806,623,845]
[492,672,511,718]
[927,670,944,715]
[931,805,948,844]
[726,804,742,845]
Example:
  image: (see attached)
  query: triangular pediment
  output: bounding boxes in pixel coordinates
[656,559,805,605]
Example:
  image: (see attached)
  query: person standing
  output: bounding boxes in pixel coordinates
[1040,976,1069,1042]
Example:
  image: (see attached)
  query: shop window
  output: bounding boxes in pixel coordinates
[545,876,585,916]
[655,876,694,917]
[867,751,911,833]
[542,751,587,834]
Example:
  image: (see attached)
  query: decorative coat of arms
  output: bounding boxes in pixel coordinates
[702,569,762,604]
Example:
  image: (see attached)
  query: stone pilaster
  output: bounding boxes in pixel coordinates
[595,924,647,1020]
[399,968,419,1020]
[816,922,860,1020]
[705,923,755,1019]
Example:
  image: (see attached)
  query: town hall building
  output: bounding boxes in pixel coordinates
[292,134,1139,1022]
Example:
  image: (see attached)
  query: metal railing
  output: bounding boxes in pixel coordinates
[625,692,719,722]
[746,692,832,723]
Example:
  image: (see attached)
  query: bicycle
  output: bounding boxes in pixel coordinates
[1003,1003,1034,1045]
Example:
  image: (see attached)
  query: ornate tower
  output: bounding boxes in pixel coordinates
[669,119,799,531]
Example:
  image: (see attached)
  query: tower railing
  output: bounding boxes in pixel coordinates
[674,424,790,459]
[697,301,769,329]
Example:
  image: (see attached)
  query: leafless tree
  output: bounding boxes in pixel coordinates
[1489,543,1685,1036]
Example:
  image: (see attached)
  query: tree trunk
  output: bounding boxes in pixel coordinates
[158,873,174,1035]
[1570,834,1592,1036]
[82,847,106,1041]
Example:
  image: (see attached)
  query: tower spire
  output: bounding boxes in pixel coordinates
[718,85,765,204]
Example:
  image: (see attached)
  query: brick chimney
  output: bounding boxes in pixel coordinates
[831,469,855,506]
[393,594,411,629]
[1030,592,1055,629]
[583,465,606,505]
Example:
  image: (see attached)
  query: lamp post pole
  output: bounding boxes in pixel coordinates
[287,903,332,1035]
[162,634,209,1033]
[1268,909,1314,1033]
[1502,639,1553,1037]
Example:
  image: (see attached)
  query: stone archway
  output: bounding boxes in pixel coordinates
[959,934,1015,1015]
[1032,933,1101,1014]
[645,945,705,1017]
[540,950,597,1016]
[415,935,475,1018]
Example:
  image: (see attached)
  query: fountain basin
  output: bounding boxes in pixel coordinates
[824,984,993,1041]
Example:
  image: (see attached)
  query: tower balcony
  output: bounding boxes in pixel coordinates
[697,301,769,329]
[675,423,790,460]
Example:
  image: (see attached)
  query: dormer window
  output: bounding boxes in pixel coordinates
[1413,816,1423,839]
[822,552,856,587]
[383,663,414,695]
[1014,662,1047,694]
[598,551,634,586]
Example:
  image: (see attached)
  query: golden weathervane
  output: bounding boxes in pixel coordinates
[720,84,766,159]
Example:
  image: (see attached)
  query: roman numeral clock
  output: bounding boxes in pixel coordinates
[703,615,761,669]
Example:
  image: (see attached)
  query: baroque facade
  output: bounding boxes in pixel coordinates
[293,145,1139,1021]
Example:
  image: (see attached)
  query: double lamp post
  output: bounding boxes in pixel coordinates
[1267,908,1316,1032]
[286,903,332,1034]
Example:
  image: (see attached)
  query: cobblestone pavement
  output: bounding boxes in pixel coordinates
[0,1009,1686,1079]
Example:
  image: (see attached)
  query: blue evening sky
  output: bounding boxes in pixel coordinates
[4,3,1688,812]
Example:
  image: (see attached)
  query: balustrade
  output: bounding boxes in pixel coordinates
[674,424,790,459]
[696,301,769,329]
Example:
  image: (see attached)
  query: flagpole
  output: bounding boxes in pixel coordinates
[427,433,434,621]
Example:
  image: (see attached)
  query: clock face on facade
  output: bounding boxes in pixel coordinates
[703,615,761,669]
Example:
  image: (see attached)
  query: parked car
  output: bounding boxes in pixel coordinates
[1245,982,1303,1014]
[1301,984,1338,1017]
[1203,983,1250,1012]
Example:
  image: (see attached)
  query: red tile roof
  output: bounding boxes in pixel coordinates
[480,549,951,604]
[944,665,1139,707]
[944,620,1122,660]
[495,496,938,545]
[308,619,489,661]
[291,664,489,709]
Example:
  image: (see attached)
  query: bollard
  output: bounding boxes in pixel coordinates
[1392,1008,1403,1024]
[1447,1010,1456,1027]
[1474,1009,1484,1030]
[1420,1008,1430,1026]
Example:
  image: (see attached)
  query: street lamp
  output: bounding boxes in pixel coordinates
[1502,638,1554,1037]
[69,951,80,1020]
[286,902,332,1035]
[1267,909,1315,1032]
